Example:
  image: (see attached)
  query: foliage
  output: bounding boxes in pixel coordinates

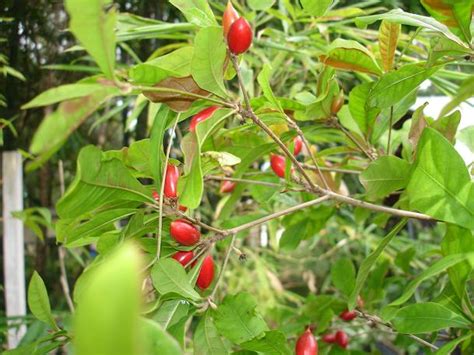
[4,0,474,354]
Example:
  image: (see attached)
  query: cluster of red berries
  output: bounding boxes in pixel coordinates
[152,164,214,290]
[170,219,215,290]
[295,309,358,354]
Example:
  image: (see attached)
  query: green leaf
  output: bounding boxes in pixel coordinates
[22,83,109,109]
[440,76,474,117]
[154,299,190,330]
[434,333,472,355]
[431,110,461,143]
[421,0,473,43]
[360,156,410,199]
[74,243,142,355]
[179,109,233,208]
[379,20,400,72]
[30,86,119,157]
[191,27,227,98]
[194,312,229,355]
[321,39,382,75]
[257,64,283,113]
[57,146,151,219]
[141,318,182,355]
[240,331,291,355]
[368,63,439,109]
[348,82,380,137]
[392,302,470,334]
[458,126,474,153]
[248,0,275,11]
[65,0,116,79]
[406,128,474,229]
[371,90,417,143]
[151,259,201,302]
[280,219,312,251]
[213,293,268,344]
[356,9,468,48]
[390,253,474,306]
[131,47,194,85]
[169,0,217,27]
[348,219,407,309]
[28,272,58,330]
[441,225,474,300]
[300,0,333,17]
[58,208,136,246]
[331,258,356,298]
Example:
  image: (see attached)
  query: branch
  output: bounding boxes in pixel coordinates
[334,120,376,161]
[229,54,323,194]
[57,160,74,313]
[229,52,435,223]
[356,310,439,351]
[326,190,434,221]
[209,233,237,300]
[227,196,330,235]
[300,163,362,175]
[282,114,330,189]
[205,175,305,191]
[157,113,180,259]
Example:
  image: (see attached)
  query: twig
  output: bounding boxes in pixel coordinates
[300,163,361,175]
[230,54,322,193]
[206,175,283,188]
[325,191,434,221]
[205,175,305,191]
[57,160,74,313]
[227,196,330,235]
[357,310,439,351]
[387,106,394,154]
[157,113,180,259]
[209,233,237,300]
[229,52,434,224]
[282,114,330,189]
[335,121,376,161]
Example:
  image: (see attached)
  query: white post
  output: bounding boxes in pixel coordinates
[2,151,26,348]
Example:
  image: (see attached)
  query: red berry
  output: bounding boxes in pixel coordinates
[270,154,287,178]
[322,333,336,344]
[220,180,236,193]
[152,190,160,202]
[196,255,214,290]
[170,219,200,246]
[339,309,357,322]
[178,204,188,212]
[335,330,349,349]
[189,106,219,132]
[227,17,252,55]
[172,251,195,267]
[295,328,318,355]
[293,136,303,155]
[164,164,179,198]
[222,1,239,37]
